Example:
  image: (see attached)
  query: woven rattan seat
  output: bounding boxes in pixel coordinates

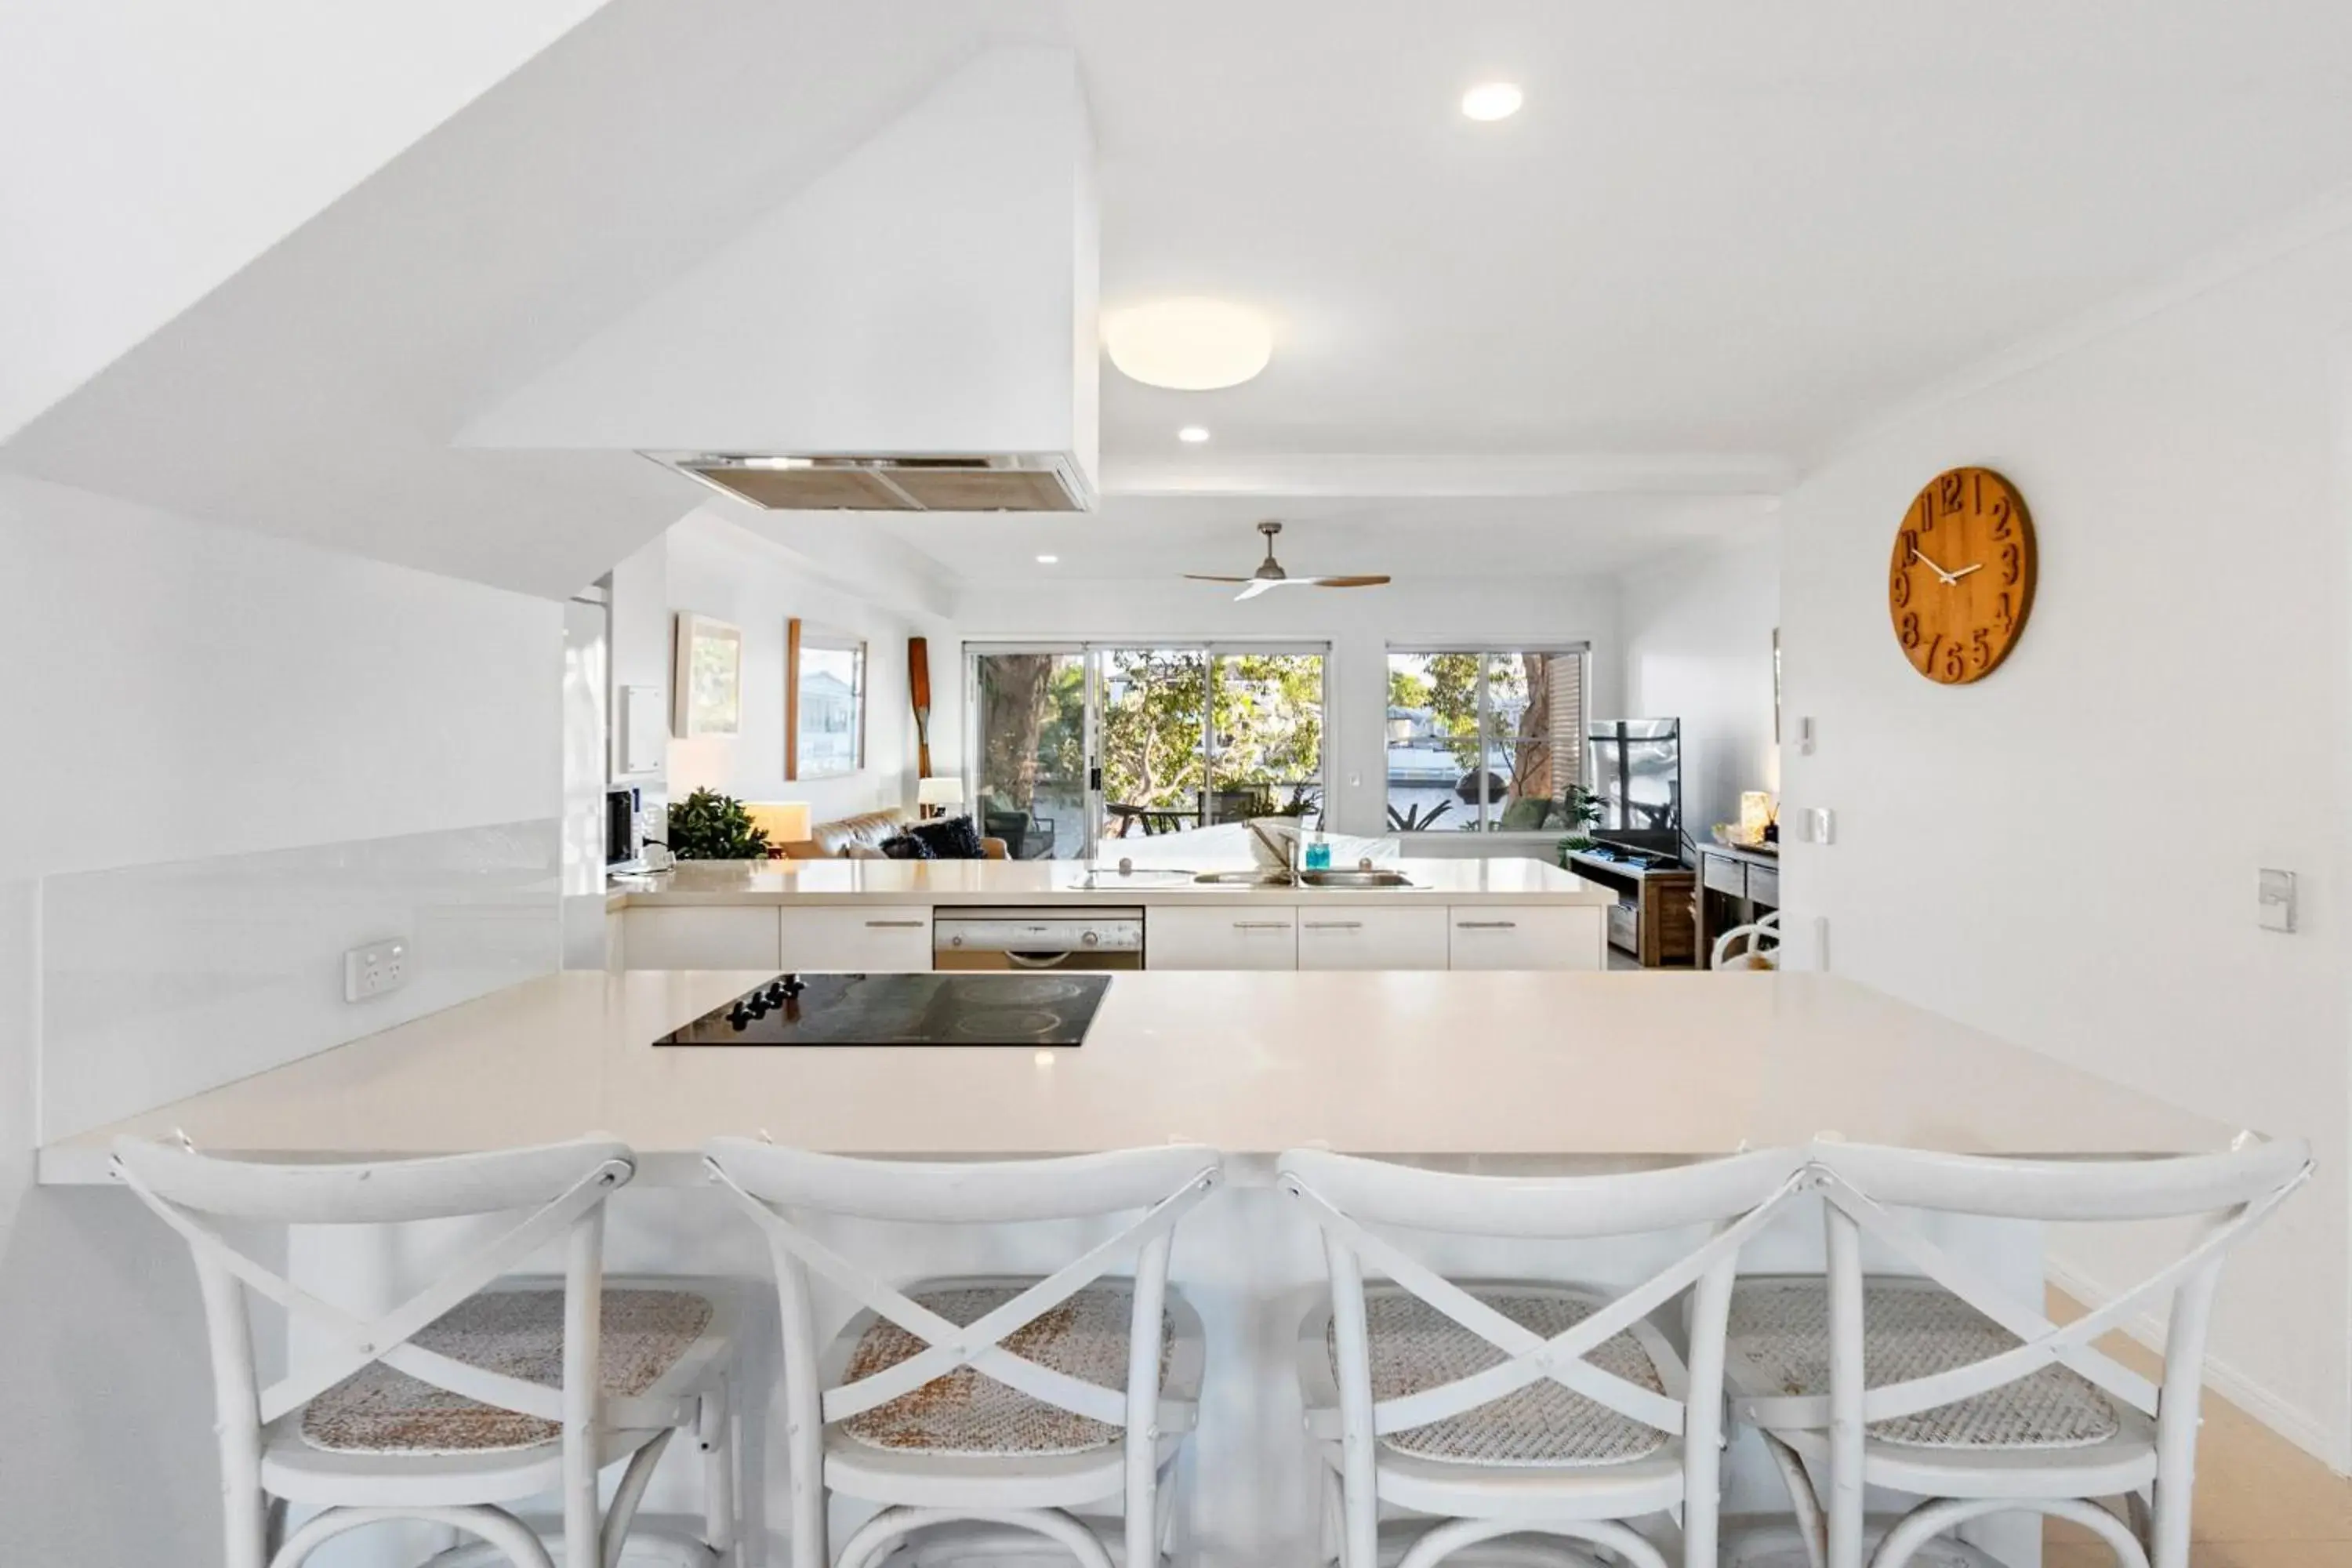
[1339,1286,1670,1467]
[1727,1279,2120,1450]
[839,1283,1174,1457]
[301,1288,716,1456]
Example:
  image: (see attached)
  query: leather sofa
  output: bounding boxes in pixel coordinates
[773,807,1007,860]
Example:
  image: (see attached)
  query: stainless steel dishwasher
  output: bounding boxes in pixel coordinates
[932,907,1145,971]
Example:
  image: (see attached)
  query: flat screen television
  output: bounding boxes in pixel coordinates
[1587,718,1682,856]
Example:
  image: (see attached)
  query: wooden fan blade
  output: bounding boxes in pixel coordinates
[1234,578,1283,601]
[1184,574,1251,583]
[1301,575,1392,588]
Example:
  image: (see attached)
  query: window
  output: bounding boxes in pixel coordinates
[968,644,1327,858]
[1385,647,1587,833]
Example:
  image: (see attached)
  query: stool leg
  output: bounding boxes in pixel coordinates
[700,1377,738,1562]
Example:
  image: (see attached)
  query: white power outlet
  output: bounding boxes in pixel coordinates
[343,938,411,1003]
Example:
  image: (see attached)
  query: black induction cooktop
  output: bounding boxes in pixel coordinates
[656,973,1110,1047]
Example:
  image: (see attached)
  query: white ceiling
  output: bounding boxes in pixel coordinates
[10,1,2352,593]
[873,492,1775,585]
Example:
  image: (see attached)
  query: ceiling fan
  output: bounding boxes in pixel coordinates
[1185,521,1392,601]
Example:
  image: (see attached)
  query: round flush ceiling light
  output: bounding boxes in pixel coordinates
[1103,299,1272,390]
[1178,426,1211,444]
[1461,82,1523,122]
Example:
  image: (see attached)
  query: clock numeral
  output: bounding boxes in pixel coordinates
[1994,590,2014,627]
[1898,612,1922,651]
[1890,570,1911,608]
[1918,498,1933,535]
[1987,497,2013,540]
[1999,541,2020,585]
[1939,472,1965,514]
[1899,527,1920,564]
[1972,627,1991,669]
[1940,640,1966,681]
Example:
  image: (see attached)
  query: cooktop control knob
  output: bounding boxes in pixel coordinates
[779,974,806,997]
[725,1006,752,1031]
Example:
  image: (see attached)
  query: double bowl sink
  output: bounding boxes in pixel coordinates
[1190,868,1414,888]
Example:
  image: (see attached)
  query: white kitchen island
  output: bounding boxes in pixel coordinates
[42,971,2250,1568]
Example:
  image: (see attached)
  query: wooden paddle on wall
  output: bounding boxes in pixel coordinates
[908,637,933,779]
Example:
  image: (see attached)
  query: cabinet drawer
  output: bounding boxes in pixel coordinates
[1604,902,1638,952]
[1297,907,1450,971]
[1701,853,1749,898]
[1447,906,1605,971]
[619,906,782,971]
[1746,864,1780,906]
[779,906,932,972]
[1145,906,1298,971]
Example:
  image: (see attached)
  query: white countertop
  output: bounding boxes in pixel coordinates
[40,969,2244,1185]
[606,856,1615,910]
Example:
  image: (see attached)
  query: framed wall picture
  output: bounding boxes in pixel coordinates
[673,613,743,739]
[787,619,866,779]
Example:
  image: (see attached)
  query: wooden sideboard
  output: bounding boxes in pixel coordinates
[1695,843,1781,967]
[1563,850,1697,967]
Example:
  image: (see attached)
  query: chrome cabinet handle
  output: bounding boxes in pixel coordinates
[1231,921,1292,931]
[1302,920,1363,931]
[1455,920,1519,930]
[866,920,926,928]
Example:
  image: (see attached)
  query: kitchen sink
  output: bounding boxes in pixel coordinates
[1298,869,1414,888]
[1192,869,1296,886]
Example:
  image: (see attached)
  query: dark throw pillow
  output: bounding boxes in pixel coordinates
[877,833,934,860]
[907,813,986,860]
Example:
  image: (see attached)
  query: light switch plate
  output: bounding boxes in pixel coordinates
[1791,806,1835,844]
[343,938,411,1002]
[2258,869,2296,933]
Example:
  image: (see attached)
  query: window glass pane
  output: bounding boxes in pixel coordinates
[972,652,1087,859]
[1386,652,1480,831]
[1100,648,1209,841]
[1208,652,1324,827]
[1490,651,1585,831]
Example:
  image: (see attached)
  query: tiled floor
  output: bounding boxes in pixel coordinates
[2043,1291,2352,1566]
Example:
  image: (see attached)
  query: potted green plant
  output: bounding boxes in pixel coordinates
[664,788,773,860]
[1555,784,1604,859]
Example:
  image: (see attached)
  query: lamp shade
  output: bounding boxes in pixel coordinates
[743,800,813,844]
[917,777,967,810]
[1739,791,1773,842]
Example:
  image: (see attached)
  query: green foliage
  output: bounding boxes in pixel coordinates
[1097,649,1323,816]
[1387,800,1455,832]
[665,788,771,860]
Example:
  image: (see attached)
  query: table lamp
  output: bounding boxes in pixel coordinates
[743,800,812,848]
[916,777,966,820]
[1739,791,1774,845]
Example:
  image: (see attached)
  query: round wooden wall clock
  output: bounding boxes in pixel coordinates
[1888,466,2037,684]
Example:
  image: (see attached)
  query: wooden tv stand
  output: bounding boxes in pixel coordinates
[1562,849,1697,967]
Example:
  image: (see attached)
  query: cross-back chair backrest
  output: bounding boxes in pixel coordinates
[114,1135,636,1433]
[114,1135,637,1568]
[1795,1135,2311,1568]
[1279,1147,1808,1568]
[703,1140,1225,1568]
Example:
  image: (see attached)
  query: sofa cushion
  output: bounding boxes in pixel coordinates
[878,833,933,860]
[909,815,987,860]
[809,809,911,856]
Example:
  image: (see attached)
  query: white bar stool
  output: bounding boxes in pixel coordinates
[1278,1146,1808,1568]
[703,1140,1225,1568]
[1726,1135,2311,1568]
[114,1135,742,1568]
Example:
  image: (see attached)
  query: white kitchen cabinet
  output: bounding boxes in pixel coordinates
[1446,906,1606,971]
[779,906,932,972]
[1145,906,1298,971]
[1296,907,1450,971]
[619,906,782,971]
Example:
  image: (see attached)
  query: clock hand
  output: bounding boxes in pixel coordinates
[1911,547,1960,586]
[1947,562,1984,581]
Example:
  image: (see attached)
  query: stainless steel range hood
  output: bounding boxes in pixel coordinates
[648,452,1094,513]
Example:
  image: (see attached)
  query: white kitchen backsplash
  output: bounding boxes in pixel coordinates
[40,818,562,1140]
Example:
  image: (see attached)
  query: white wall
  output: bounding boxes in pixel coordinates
[0,474,563,1555]
[954,575,1623,842]
[649,516,959,829]
[1618,536,1783,835]
[1777,229,2352,1463]
[0,0,605,438]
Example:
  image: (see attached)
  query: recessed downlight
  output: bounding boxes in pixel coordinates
[1103,298,1272,390]
[1178,426,1211,444]
[1036,554,1060,564]
[1461,82,1523,122]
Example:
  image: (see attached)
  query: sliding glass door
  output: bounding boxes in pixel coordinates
[969,644,1326,859]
